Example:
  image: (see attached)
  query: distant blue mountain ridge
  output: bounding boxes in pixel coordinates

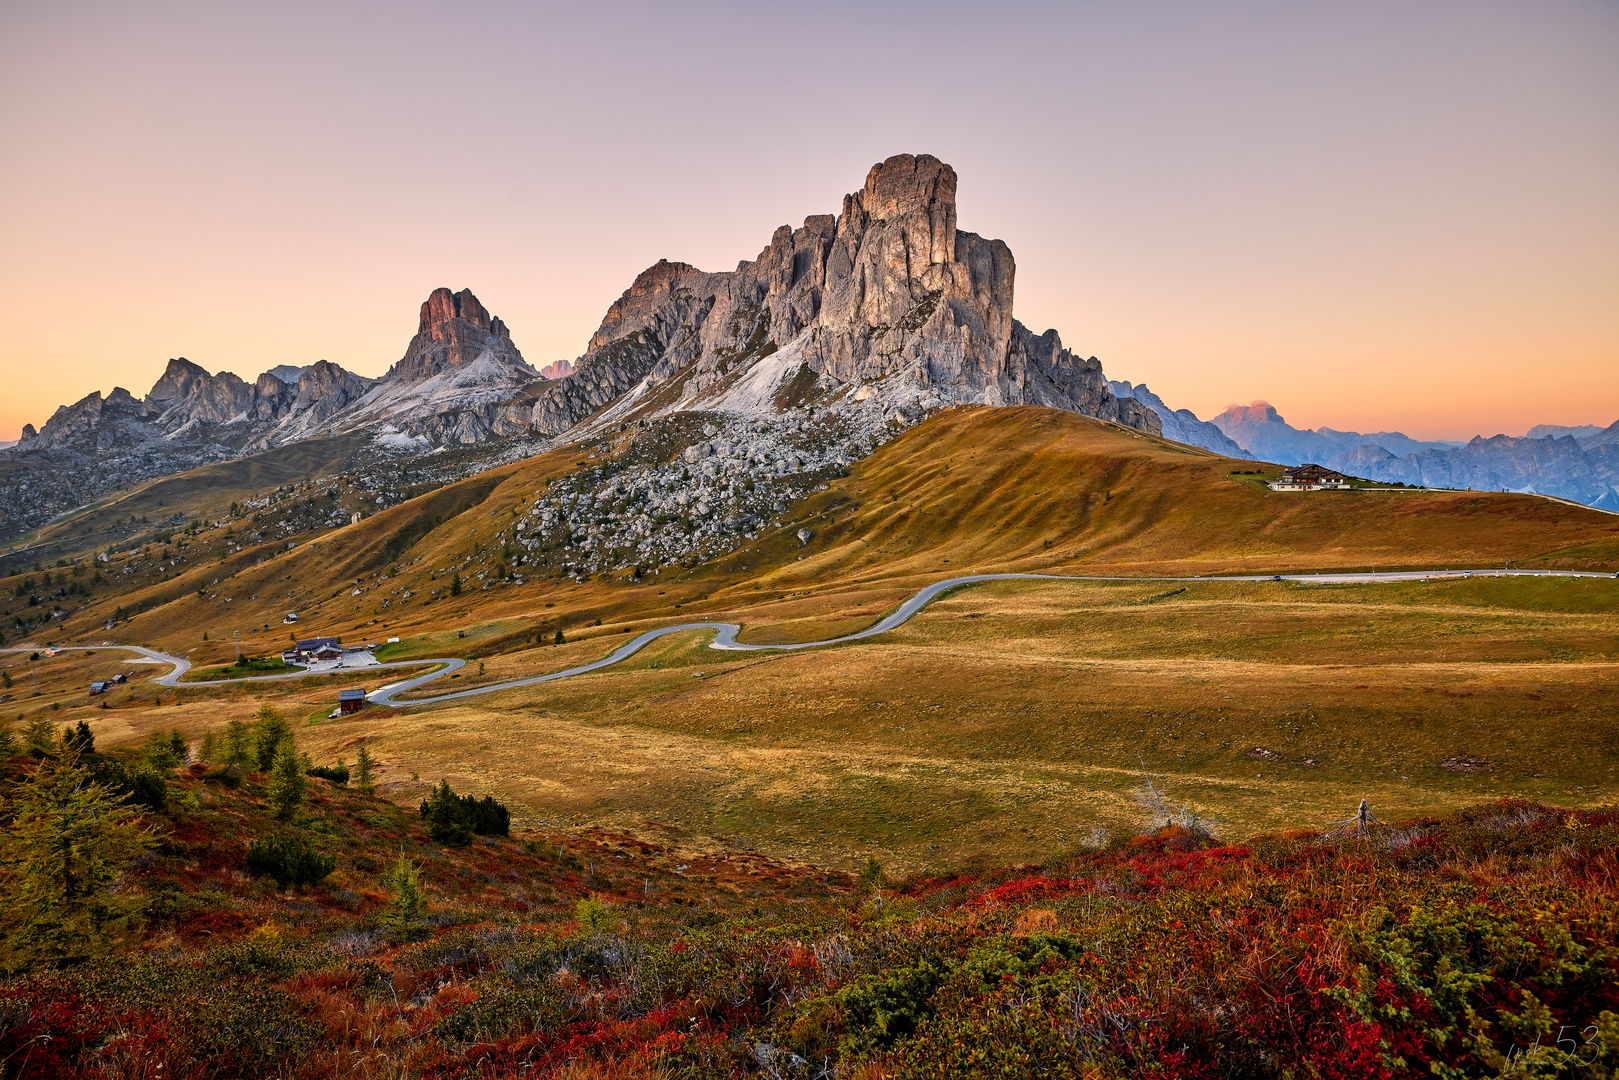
[1108,383,1619,512]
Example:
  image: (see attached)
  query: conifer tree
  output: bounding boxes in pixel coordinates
[450,571,462,597]
[0,746,155,973]
[145,730,182,770]
[23,717,58,758]
[354,744,375,795]
[197,730,219,764]
[223,718,251,769]
[0,717,16,759]
[382,856,427,934]
[61,720,94,755]
[266,741,307,821]
[421,780,473,846]
[252,704,290,771]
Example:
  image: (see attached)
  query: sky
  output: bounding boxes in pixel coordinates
[1,0,1615,443]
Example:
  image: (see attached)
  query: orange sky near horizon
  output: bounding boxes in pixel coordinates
[1,1,1615,445]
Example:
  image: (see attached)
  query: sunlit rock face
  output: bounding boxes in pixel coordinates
[525,153,1159,437]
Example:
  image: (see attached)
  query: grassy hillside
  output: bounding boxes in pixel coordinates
[11,405,1614,669]
[3,737,1617,1078]
[0,435,375,570]
[2,406,1615,876]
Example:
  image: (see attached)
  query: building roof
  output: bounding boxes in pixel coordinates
[296,636,341,651]
[1280,463,1347,481]
[338,688,366,701]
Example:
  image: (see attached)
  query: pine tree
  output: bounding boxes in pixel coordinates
[252,704,290,771]
[449,571,462,597]
[0,746,155,973]
[354,744,375,795]
[197,730,219,764]
[382,856,427,934]
[0,717,17,759]
[266,741,307,821]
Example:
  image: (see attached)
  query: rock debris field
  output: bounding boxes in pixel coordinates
[503,385,939,582]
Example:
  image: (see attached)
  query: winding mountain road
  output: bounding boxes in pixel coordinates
[6,568,1612,709]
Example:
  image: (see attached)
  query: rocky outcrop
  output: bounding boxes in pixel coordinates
[539,359,573,380]
[146,358,256,427]
[524,153,1158,437]
[251,360,377,446]
[1109,382,1252,458]
[16,387,159,452]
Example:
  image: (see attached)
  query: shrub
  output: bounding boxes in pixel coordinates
[419,781,510,846]
[244,836,336,889]
[93,759,168,813]
[306,761,349,786]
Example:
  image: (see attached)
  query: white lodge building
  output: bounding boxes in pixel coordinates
[1268,464,1352,491]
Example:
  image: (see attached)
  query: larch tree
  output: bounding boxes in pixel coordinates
[266,741,307,821]
[0,747,155,973]
[354,744,376,795]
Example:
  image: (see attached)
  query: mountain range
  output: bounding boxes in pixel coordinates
[0,153,1158,542]
[3,150,1614,545]
[1111,393,1619,512]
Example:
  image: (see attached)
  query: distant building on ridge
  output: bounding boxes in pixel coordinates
[1269,464,1351,491]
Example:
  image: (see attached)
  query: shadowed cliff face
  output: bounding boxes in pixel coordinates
[527,153,1159,437]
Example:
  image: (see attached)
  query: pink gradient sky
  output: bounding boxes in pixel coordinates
[2,0,1615,443]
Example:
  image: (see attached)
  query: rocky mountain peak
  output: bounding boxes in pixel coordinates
[392,287,526,383]
[147,358,220,404]
[327,286,536,444]
[849,153,958,263]
[145,358,253,426]
[1217,401,1286,427]
[524,151,1158,437]
[420,287,500,338]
